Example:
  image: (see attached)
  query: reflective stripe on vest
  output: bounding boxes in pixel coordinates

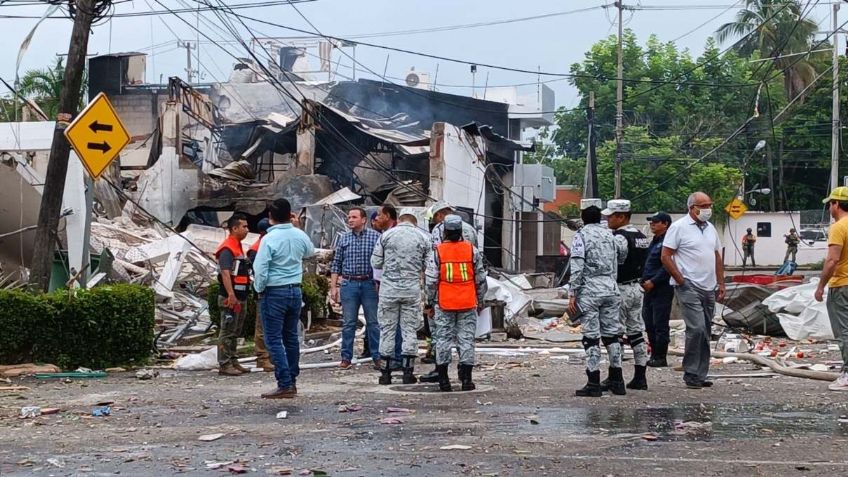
[436,240,477,311]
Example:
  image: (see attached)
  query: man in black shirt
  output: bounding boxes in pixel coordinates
[641,212,673,368]
[603,200,650,390]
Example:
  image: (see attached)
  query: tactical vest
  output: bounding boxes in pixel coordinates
[215,235,250,301]
[436,240,477,311]
[614,227,649,283]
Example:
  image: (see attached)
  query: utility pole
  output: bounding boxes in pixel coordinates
[29,0,97,292]
[614,0,624,198]
[584,91,598,198]
[832,2,841,193]
[179,40,197,84]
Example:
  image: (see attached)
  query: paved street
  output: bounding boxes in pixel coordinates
[3,349,847,476]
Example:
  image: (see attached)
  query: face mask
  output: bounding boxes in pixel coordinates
[695,207,712,222]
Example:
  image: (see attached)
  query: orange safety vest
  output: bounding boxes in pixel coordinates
[215,235,250,299]
[249,235,262,254]
[436,240,477,311]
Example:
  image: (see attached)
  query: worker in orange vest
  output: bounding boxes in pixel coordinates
[248,218,273,372]
[215,213,251,376]
[425,215,488,392]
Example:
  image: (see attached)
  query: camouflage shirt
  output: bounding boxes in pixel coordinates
[431,221,479,248]
[569,223,627,297]
[371,222,433,298]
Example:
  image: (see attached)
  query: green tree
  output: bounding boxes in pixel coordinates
[17,58,87,120]
[716,0,820,101]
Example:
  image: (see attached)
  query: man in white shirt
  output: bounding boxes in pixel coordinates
[661,191,726,389]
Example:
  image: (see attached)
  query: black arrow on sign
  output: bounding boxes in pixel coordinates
[87,141,112,153]
[88,121,113,133]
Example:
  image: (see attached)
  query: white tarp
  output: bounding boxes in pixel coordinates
[484,276,532,326]
[761,278,833,340]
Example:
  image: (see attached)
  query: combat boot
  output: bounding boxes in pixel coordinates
[419,367,439,383]
[378,355,393,385]
[218,363,242,376]
[458,364,476,391]
[575,370,602,397]
[599,377,611,392]
[608,367,627,395]
[401,355,418,384]
[627,365,648,390]
[231,361,250,374]
[436,364,452,392]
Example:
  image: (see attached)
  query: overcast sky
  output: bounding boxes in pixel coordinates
[0,0,840,109]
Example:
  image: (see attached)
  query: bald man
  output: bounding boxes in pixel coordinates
[661,191,726,390]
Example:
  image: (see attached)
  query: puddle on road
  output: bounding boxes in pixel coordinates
[487,403,848,441]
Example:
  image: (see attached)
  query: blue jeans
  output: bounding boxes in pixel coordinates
[261,286,302,389]
[340,279,380,361]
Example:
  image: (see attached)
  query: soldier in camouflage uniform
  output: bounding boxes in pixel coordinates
[371,214,432,385]
[603,199,651,391]
[426,215,488,392]
[567,200,628,397]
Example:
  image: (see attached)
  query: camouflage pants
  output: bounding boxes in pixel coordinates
[434,307,477,366]
[217,296,247,366]
[578,293,623,373]
[619,283,648,367]
[378,295,422,357]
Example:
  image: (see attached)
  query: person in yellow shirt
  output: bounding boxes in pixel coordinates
[815,186,848,391]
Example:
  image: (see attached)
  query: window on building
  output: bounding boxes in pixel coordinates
[756,222,772,237]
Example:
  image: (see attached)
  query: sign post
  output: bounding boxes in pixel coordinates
[724,197,749,221]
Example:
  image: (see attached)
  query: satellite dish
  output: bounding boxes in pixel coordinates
[405,73,420,87]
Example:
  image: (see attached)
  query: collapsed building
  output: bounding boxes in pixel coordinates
[0,50,559,294]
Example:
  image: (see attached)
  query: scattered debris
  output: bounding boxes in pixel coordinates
[267,467,294,475]
[206,461,234,470]
[35,370,107,380]
[338,404,362,413]
[46,458,65,468]
[135,369,159,380]
[91,406,112,417]
[0,385,30,392]
[276,411,288,419]
[41,408,61,415]
[641,433,658,441]
[380,417,405,425]
[20,406,41,418]
[198,433,225,441]
[174,347,218,371]
[386,407,413,413]
[440,445,472,450]
[228,464,249,474]
[0,363,60,378]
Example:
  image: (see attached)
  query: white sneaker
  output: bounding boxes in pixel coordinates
[828,372,848,391]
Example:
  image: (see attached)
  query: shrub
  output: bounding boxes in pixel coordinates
[0,284,155,369]
[207,282,257,338]
[208,272,329,336]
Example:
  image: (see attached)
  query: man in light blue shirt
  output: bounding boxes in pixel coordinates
[253,198,315,399]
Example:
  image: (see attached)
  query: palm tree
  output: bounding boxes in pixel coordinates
[17,58,87,120]
[716,0,820,101]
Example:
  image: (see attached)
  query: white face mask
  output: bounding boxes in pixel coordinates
[695,207,712,222]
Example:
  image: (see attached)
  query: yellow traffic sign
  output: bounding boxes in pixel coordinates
[64,92,130,179]
[724,197,748,221]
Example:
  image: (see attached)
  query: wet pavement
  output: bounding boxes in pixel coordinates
[2,349,848,476]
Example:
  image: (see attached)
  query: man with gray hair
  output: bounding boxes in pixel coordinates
[661,191,726,389]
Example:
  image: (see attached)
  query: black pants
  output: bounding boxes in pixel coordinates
[642,285,674,358]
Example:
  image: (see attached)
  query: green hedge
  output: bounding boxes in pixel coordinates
[208,273,329,338]
[0,284,155,369]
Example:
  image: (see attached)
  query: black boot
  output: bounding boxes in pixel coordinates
[378,355,393,385]
[608,367,626,395]
[575,370,602,397]
[401,355,418,384]
[458,364,476,391]
[600,377,611,392]
[419,367,439,383]
[436,364,452,392]
[627,365,648,390]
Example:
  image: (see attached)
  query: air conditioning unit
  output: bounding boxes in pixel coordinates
[404,67,431,90]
